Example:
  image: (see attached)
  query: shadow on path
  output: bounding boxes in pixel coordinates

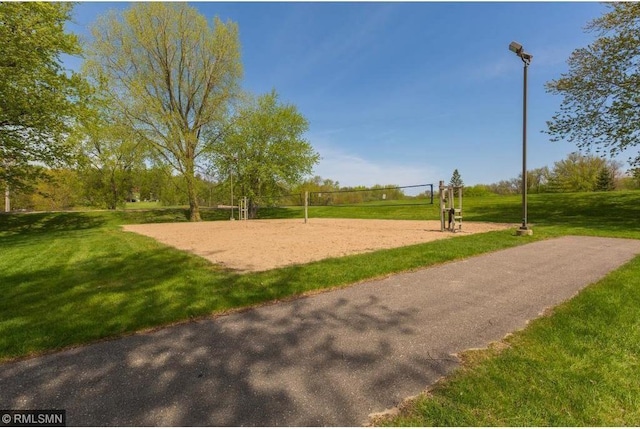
[0,294,455,426]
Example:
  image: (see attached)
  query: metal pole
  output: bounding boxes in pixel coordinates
[459,186,462,231]
[439,180,445,232]
[230,168,234,220]
[4,185,9,213]
[521,60,528,231]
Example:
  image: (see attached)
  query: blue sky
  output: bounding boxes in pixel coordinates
[67,1,620,188]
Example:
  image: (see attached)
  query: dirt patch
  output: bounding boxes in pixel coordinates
[122,218,513,272]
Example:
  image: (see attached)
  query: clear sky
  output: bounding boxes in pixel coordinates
[66,1,621,188]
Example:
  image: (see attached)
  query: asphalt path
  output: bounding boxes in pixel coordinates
[1,236,640,426]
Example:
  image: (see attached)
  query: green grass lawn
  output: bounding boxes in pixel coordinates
[1,190,640,425]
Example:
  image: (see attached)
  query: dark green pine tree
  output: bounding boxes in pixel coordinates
[450,169,464,188]
[596,166,615,191]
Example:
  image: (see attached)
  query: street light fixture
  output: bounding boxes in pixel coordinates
[509,41,533,236]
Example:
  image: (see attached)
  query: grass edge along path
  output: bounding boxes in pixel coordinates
[0,213,543,363]
[379,254,640,426]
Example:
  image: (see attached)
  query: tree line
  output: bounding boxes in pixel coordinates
[3,3,640,216]
[9,169,420,212]
[464,152,640,197]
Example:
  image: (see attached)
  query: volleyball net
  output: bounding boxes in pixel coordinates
[251,193,305,208]
[308,183,434,207]
[251,183,434,208]
[235,183,434,221]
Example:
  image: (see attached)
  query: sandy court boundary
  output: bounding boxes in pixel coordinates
[122,218,514,272]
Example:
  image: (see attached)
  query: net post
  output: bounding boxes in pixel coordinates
[304,191,308,223]
[439,180,445,232]
[458,186,463,231]
[430,184,434,204]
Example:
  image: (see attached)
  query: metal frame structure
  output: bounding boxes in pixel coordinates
[439,180,462,232]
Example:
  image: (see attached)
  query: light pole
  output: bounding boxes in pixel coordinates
[230,163,234,220]
[509,41,533,236]
[227,155,237,221]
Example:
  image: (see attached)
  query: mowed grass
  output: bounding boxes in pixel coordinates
[1,190,640,425]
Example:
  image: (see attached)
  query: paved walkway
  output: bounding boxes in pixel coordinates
[1,236,640,426]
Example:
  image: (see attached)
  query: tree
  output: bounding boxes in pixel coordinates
[210,91,319,218]
[546,2,640,168]
[10,168,83,211]
[73,110,146,210]
[290,176,341,206]
[449,169,463,188]
[85,3,242,221]
[0,2,86,209]
[527,167,551,193]
[548,152,609,192]
[136,165,175,203]
[596,165,616,191]
[633,168,640,188]
[489,179,520,195]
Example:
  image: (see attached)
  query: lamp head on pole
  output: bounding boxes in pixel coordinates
[509,41,533,64]
[508,41,522,54]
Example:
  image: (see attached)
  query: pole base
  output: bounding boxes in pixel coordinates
[516,227,533,236]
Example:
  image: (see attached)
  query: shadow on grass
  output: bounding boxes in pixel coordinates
[0,241,329,361]
[0,208,239,239]
[0,212,106,238]
[113,207,233,224]
[0,254,452,425]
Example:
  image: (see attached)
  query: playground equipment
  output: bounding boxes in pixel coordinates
[439,180,462,232]
[239,197,249,221]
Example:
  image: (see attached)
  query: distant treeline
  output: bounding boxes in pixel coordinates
[9,153,640,212]
[465,153,640,197]
[9,170,428,212]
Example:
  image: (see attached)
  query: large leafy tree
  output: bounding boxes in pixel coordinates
[85,3,242,221]
[0,2,86,203]
[72,104,146,210]
[546,2,640,167]
[548,152,620,192]
[211,91,319,218]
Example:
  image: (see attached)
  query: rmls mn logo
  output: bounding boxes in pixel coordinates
[1,410,65,427]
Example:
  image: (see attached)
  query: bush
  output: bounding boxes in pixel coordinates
[463,185,496,197]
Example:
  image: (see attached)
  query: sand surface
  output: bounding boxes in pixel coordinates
[123,218,513,272]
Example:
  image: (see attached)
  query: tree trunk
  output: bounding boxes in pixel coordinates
[185,173,201,222]
[249,199,258,219]
[189,199,201,221]
[183,136,202,222]
[108,171,118,210]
